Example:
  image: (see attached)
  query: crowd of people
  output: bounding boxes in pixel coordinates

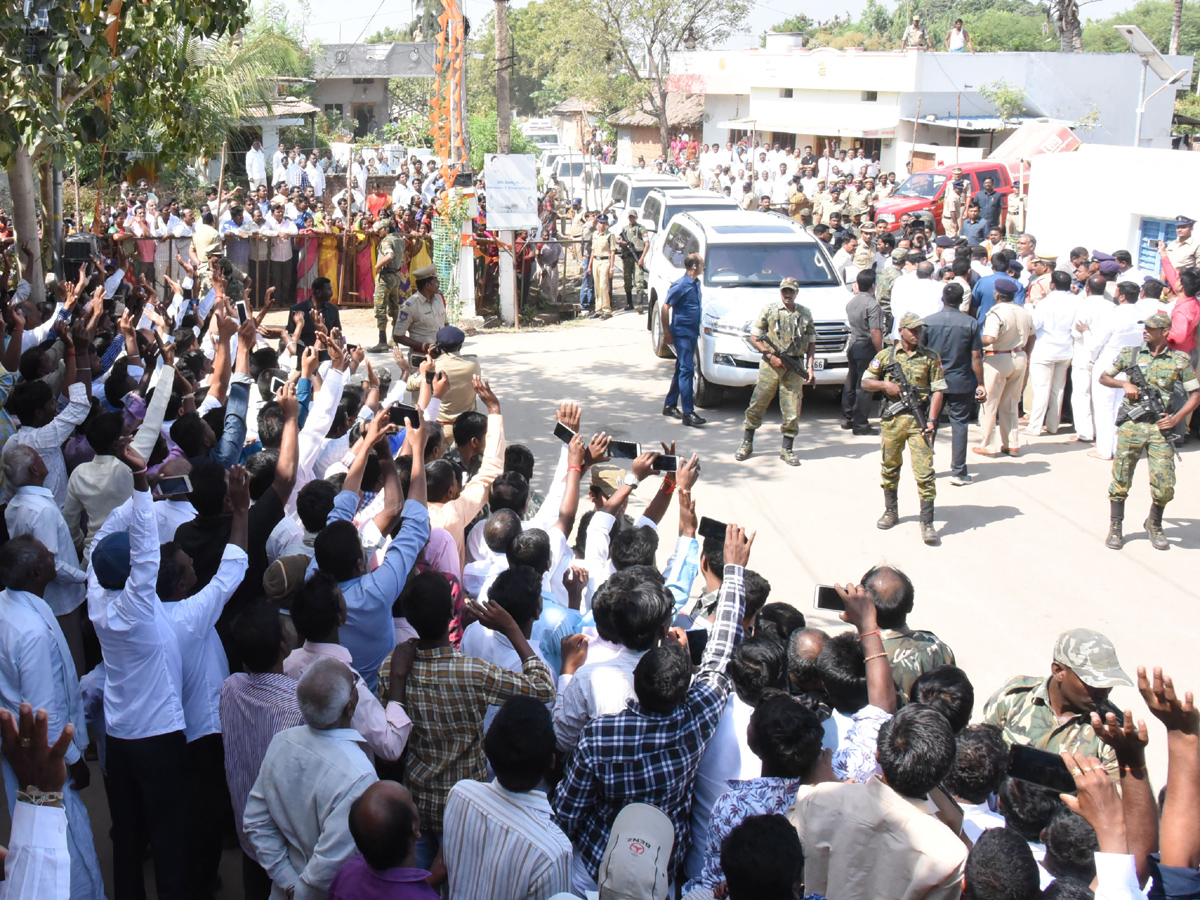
[0,184,1198,900]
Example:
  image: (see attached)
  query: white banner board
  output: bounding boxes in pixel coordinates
[484,153,539,230]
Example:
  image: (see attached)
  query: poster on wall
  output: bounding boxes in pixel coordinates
[483,153,539,230]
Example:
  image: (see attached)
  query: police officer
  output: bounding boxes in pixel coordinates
[394,264,448,365]
[735,277,816,467]
[1026,251,1056,306]
[983,628,1133,779]
[371,220,407,351]
[941,179,966,238]
[1099,311,1200,550]
[618,211,646,312]
[589,214,618,319]
[862,312,946,545]
[1163,214,1198,271]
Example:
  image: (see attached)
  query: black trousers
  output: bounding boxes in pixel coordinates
[188,733,233,899]
[940,391,976,477]
[242,850,273,900]
[842,339,878,428]
[106,731,190,900]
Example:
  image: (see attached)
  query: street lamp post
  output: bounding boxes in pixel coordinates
[1114,25,1189,147]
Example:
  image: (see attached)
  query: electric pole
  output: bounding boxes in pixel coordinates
[496,0,516,323]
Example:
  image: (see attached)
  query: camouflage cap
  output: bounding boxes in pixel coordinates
[1141,312,1172,330]
[899,312,925,331]
[590,464,625,499]
[1053,628,1132,688]
[891,247,910,262]
[780,276,800,292]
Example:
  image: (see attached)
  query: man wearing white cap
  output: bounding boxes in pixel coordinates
[983,627,1132,778]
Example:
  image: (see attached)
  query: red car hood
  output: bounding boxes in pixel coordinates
[875,195,930,217]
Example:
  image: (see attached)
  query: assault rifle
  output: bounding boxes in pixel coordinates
[883,346,931,446]
[1119,363,1181,457]
[759,335,808,381]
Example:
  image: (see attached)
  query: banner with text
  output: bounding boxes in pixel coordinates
[484,153,539,230]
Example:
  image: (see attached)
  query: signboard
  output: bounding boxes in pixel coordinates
[484,153,539,230]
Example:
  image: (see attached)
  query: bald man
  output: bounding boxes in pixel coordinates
[788,627,829,704]
[328,781,438,898]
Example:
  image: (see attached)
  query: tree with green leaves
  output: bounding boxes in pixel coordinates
[1,0,249,301]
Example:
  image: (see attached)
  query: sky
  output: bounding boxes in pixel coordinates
[295,0,1143,51]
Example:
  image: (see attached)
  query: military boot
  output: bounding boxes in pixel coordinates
[368,329,389,353]
[876,490,898,530]
[1145,503,1169,550]
[919,499,939,545]
[1105,500,1124,550]
[734,429,755,461]
[779,436,801,467]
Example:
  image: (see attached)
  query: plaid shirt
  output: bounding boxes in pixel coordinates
[405,646,555,833]
[553,565,746,880]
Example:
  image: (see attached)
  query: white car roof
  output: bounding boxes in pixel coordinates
[617,174,685,185]
[677,210,814,244]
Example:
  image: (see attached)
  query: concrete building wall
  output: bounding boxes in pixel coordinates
[1024,144,1200,262]
[314,80,389,133]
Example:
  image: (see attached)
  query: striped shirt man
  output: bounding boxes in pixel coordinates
[443,779,572,900]
[218,671,304,856]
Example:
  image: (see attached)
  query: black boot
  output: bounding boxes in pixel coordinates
[735,429,755,461]
[624,292,634,311]
[1145,503,1169,550]
[876,490,898,530]
[920,499,939,545]
[779,435,800,466]
[1105,500,1124,550]
[368,329,389,353]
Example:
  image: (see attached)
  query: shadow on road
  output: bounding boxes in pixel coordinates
[935,504,1023,537]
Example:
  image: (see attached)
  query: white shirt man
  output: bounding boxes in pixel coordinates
[392,177,416,209]
[1023,289,1078,436]
[770,174,792,207]
[246,143,267,189]
[1088,298,1145,458]
[1070,286,1114,443]
[10,381,91,507]
[271,146,286,183]
[305,159,325,200]
[889,266,946,340]
[244,660,378,899]
[4,466,88,619]
[259,210,299,262]
[0,551,104,900]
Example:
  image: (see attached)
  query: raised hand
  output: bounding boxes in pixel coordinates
[472,376,500,413]
[1138,666,1198,735]
[114,436,147,473]
[584,432,611,468]
[227,465,251,512]
[0,703,73,797]
[723,523,755,568]
[676,453,701,491]
[631,450,659,481]
[557,401,582,434]
[1091,709,1148,768]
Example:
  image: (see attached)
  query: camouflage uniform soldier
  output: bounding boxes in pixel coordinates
[618,211,646,312]
[862,312,946,545]
[1099,312,1200,551]
[861,564,956,698]
[983,628,1133,780]
[370,225,406,352]
[735,277,816,467]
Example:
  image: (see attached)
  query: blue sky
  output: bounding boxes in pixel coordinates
[292,0,1143,50]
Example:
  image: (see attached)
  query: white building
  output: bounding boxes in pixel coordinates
[1025,143,1200,270]
[667,36,1192,174]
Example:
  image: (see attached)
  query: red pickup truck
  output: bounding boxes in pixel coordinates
[873,159,1023,234]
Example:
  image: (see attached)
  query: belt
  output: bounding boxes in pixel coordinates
[984,349,1024,356]
[594,255,610,260]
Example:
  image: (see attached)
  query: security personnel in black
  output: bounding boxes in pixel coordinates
[618,211,647,312]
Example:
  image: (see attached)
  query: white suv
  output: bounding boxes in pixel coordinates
[606,173,684,220]
[637,188,738,268]
[645,210,850,407]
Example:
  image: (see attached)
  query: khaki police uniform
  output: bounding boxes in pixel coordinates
[590,228,618,312]
[1106,343,1199,507]
[405,351,482,423]
[743,300,816,438]
[978,301,1034,453]
[1026,271,1053,307]
[865,343,946,501]
[941,188,965,238]
[374,231,406,331]
[1164,233,1199,271]
[394,290,448,350]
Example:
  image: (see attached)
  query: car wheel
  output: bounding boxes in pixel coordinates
[693,347,723,408]
[651,300,674,359]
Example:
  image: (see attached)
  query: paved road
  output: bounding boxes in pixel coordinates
[23,309,1196,897]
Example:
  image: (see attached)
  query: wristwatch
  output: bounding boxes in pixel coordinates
[623,473,640,489]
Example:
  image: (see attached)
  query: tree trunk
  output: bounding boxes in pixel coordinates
[8,145,46,305]
[1170,0,1181,55]
[1056,0,1082,52]
[39,158,55,281]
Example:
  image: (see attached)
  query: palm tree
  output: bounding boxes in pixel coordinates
[1170,0,1182,54]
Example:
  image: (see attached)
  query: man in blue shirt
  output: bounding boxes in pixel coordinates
[959,202,988,246]
[972,250,1025,322]
[972,178,1006,231]
[661,254,707,426]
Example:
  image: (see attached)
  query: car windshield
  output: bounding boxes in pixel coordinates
[559,162,586,177]
[891,173,946,200]
[663,202,730,225]
[629,185,672,208]
[598,172,622,188]
[704,242,839,288]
